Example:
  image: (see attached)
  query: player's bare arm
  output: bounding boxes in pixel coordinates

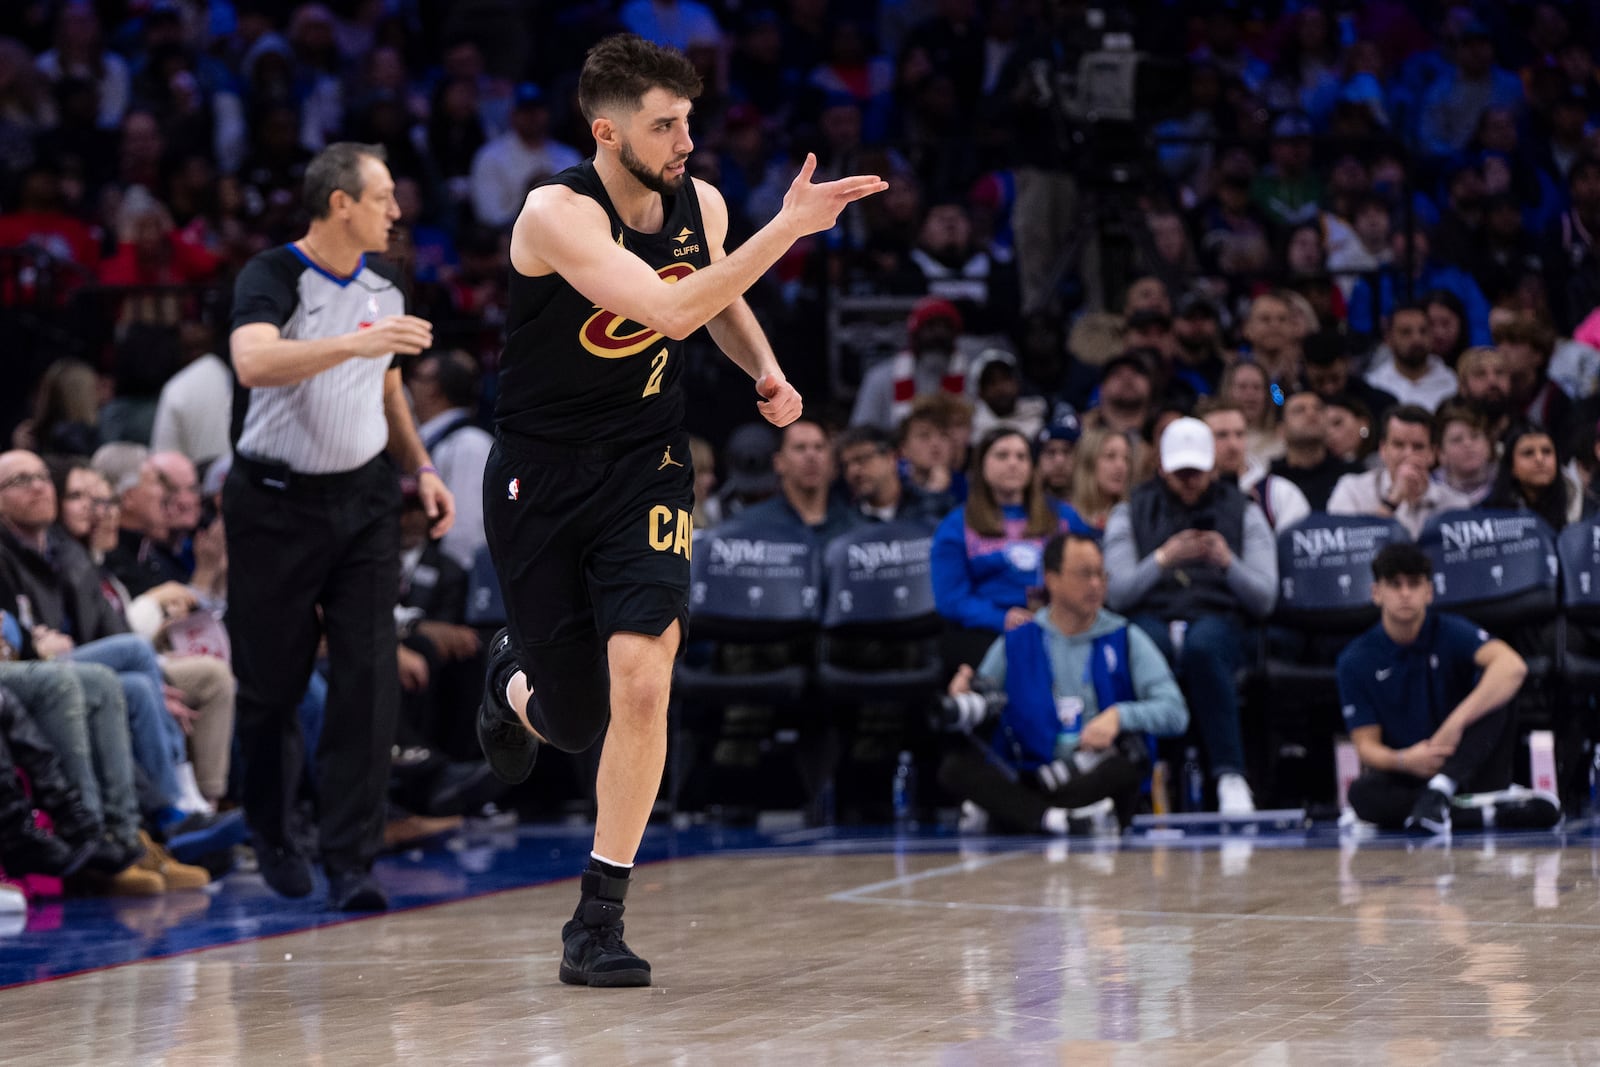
[696,179,802,427]
[232,315,433,388]
[511,153,885,342]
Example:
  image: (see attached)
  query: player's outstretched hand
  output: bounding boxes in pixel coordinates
[780,153,888,238]
[356,314,434,358]
[755,372,802,427]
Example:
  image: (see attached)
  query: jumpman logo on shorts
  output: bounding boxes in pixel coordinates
[658,447,684,471]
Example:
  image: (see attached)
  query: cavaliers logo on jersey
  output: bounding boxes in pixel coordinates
[579,262,697,359]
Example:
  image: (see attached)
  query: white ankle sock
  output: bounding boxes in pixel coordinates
[1041,808,1069,835]
[591,850,633,869]
[504,671,525,716]
[1428,774,1457,799]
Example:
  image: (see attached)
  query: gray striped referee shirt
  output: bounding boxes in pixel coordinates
[229,245,405,474]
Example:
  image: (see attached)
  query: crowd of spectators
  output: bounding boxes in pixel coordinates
[4,0,1600,912]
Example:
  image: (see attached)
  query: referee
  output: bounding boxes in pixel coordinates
[225,142,455,911]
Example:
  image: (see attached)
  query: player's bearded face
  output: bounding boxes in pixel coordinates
[620,138,687,194]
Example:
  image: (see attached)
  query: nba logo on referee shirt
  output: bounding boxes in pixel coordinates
[507,478,520,501]
[359,294,379,329]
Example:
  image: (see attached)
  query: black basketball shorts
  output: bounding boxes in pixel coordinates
[482,427,694,687]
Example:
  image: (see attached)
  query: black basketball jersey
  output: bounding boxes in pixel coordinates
[496,160,712,445]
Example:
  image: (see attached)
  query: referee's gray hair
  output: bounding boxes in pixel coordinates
[303,142,387,219]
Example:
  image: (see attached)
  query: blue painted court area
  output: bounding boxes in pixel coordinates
[1,817,1589,991]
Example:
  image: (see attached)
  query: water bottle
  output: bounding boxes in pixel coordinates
[892,750,918,826]
[1182,746,1205,812]
[1055,696,1083,757]
[1589,743,1600,815]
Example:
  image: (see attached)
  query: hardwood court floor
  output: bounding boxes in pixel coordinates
[3,825,1600,1065]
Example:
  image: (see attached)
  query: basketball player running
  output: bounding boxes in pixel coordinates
[478,34,886,987]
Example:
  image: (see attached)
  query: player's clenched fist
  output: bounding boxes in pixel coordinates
[755,372,802,427]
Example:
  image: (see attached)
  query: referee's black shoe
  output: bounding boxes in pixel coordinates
[477,629,538,784]
[559,870,652,987]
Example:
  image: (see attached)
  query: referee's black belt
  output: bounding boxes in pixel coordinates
[233,452,389,495]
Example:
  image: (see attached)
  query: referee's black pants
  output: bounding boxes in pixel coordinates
[224,455,401,875]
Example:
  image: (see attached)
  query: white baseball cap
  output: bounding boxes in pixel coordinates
[1160,417,1215,473]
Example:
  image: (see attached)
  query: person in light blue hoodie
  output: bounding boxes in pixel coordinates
[931,428,1094,669]
[938,533,1188,833]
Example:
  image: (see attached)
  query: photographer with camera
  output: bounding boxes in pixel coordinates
[936,532,1187,834]
[1103,417,1278,815]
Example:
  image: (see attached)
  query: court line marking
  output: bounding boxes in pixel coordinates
[834,893,1600,932]
[827,850,1600,931]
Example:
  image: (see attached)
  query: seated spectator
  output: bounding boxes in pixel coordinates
[1325,394,1377,466]
[1303,331,1400,423]
[11,358,100,458]
[57,462,236,809]
[1483,421,1588,531]
[1033,416,1080,505]
[149,322,233,467]
[1269,391,1363,510]
[1085,353,1155,438]
[0,683,99,879]
[97,185,220,287]
[391,478,502,819]
[712,423,779,520]
[1496,315,1577,446]
[1339,543,1556,834]
[1202,401,1310,531]
[1063,427,1131,534]
[0,610,163,894]
[906,199,1019,337]
[1456,345,1514,442]
[1540,156,1600,333]
[968,352,1046,442]
[467,83,582,229]
[98,324,181,447]
[932,428,1087,667]
[406,350,492,572]
[1425,290,1473,370]
[1326,193,1394,295]
[1329,405,1474,537]
[1170,293,1227,398]
[0,164,101,270]
[835,425,951,527]
[938,533,1188,833]
[1238,291,1305,393]
[850,297,969,432]
[1365,302,1459,412]
[899,393,972,500]
[1348,227,1491,346]
[689,435,721,531]
[103,450,196,596]
[1219,360,1283,467]
[1431,401,1495,505]
[737,419,862,542]
[1104,418,1278,814]
[0,450,212,835]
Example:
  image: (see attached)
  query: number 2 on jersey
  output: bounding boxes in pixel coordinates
[642,347,668,397]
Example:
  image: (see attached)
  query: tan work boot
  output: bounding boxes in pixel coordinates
[72,860,165,896]
[136,830,211,891]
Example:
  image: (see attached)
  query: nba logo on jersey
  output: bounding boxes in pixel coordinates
[359,294,380,329]
[507,478,520,501]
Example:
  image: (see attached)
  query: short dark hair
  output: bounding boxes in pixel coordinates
[1380,403,1433,444]
[421,349,480,410]
[1043,531,1102,574]
[1389,300,1428,325]
[1372,542,1433,583]
[1432,399,1486,446]
[303,142,386,219]
[578,34,702,123]
[835,424,894,454]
